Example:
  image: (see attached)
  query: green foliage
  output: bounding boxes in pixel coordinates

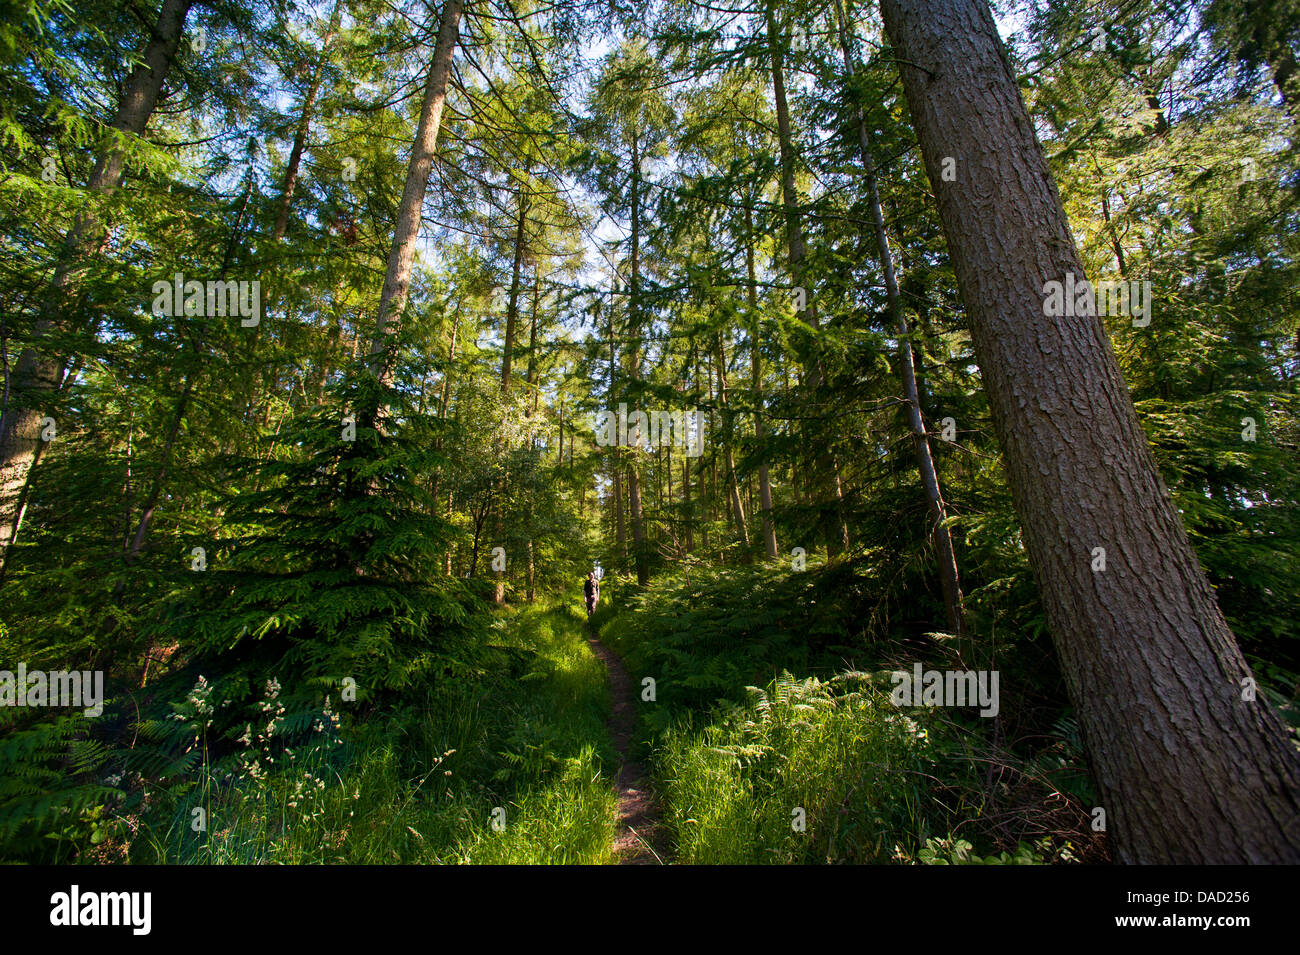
[0,712,120,862]
[149,368,486,708]
[914,836,1071,865]
[658,672,938,863]
[601,560,895,720]
[1,0,1296,867]
[596,558,1109,863]
[130,603,615,864]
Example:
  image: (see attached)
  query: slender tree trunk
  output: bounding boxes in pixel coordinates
[1096,160,1129,277]
[605,304,628,563]
[695,345,709,553]
[613,460,626,559]
[881,0,1300,864]
[716,332,750,550]
[682,441,693,554]
[664,438,675,550]
[627,133,649,586]
[272,0,341,242]
[368,0,464,383]
[766,3,817,342]
[835,0,965,647]
[500,183,529,392]
[0,0,196,571]
[526,538,535,602]
[765,3,849,555]
[526,266,541,417]
[123,377,194,565]
[491,181,530,604]
[430,304,459,514]
[745,202,778,558]
[121,171,253,567]
[1269,45,1298,120]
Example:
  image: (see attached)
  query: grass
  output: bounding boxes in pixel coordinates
[593,564,1097,864]
[124,601,618,864]
[7,571,1096,865]
[658,673,936,864]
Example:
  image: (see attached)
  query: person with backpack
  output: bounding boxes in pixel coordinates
[583,571,600,621]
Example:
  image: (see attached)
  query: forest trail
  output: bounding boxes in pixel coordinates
[585,628,667,865]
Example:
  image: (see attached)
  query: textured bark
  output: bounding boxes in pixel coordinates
[882,0,1300,863]
[834,0,965,646]
[369,0,464,381]
[0,0,195,570]
[272,0,342,242]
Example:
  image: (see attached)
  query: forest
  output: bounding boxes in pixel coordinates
[0,0,1298,869]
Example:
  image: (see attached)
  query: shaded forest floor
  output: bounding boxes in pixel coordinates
[3,570,1111,865]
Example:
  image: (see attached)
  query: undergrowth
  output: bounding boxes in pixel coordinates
[595,563,1109,865]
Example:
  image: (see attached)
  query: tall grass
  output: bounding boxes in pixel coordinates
[596,564,1096,864]
[129,602,617,864]
[658,673,935,864]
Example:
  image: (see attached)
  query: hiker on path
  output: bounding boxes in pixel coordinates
[584,571,600,620]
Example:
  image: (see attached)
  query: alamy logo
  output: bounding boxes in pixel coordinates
[50,885,151,935]
[1042,272,1151,327]
[595,403,705,458]
[152,272,261,326]
[890,664,999,717]
[0,665,103,717]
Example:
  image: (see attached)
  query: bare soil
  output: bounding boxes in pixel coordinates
[586,628,669,865]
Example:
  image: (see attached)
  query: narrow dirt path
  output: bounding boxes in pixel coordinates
[586,628,668,865]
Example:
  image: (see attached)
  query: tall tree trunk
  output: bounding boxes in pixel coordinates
[0,0,196,571]
[766,3,817,342]
[627,133,649,586]
[745,202,778,558]
[525,266,541,417]
[834,0,965,648]
[881,0,1300,864]
[765,2,849,555]
[716,332,750,551]
[272,0,342,242]
[368,0,464,383]
[682,435,693,554]
[606,302,627,563]
[430,303,459,511]
[613,460,626,559]
[500,183,529,392]
[695,345,709,553]
[491,180,529,604]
